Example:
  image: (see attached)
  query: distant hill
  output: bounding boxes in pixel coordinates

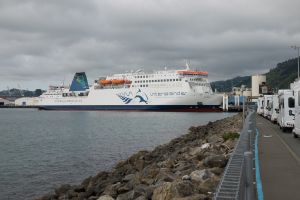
[266,58,298,90]
[211,58,299,92]
[211,76,251,92]
[0,88,44,97]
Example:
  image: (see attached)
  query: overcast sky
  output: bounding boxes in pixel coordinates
[0,0,300,90]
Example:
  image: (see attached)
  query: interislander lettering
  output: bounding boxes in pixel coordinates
[150,91,187,97]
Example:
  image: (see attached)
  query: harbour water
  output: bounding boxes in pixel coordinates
[0,109,235,199]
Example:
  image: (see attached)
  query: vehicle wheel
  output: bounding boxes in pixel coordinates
[294,132,298,138]
[282,127,286,132]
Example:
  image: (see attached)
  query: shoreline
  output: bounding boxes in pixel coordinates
[37,113,242,200]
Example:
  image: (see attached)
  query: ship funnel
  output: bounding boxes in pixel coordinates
[70,72,89,91]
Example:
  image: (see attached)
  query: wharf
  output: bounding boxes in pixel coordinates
[257,115,300,200]
[0,105,39,109]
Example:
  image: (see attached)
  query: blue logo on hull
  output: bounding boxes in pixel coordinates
[135,89,148,104]
[117,89,148,104]
[116,94,133,104]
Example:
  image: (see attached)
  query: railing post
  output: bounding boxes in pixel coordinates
[244,151,254,200]
[243,96,245,123]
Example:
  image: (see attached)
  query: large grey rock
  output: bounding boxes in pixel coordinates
[103,182,121,198]
[207,135,224,144]
[210,167,224,176]
[156,168,177,182]
[116,190,135,200]
[181,175,191,181]
[152,182,173,200]
[189,147,202,156]
[173,194,207,200]
[190,169,214,182]
[198,176,221,194]
[133,184,154,199]
[134,196,147,200]
[97,195,115,200]
[88,196,99,200]
[123,174,135,182]
[152,181,195,200]
[171,180,195,197]
[203,155,227,168]
[117,182,133,194]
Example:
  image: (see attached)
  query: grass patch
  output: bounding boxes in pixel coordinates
[222,132,240,141]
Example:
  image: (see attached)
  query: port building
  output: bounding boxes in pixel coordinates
[15,97,39,106]
[0,97,13,106]
[252,75,267,97]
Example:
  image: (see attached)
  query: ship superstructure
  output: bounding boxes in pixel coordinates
[38,65,223,111]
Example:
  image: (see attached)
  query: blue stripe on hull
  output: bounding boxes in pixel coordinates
[38,105,222,112]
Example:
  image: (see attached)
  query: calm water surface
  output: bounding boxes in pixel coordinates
[0,109,235,199]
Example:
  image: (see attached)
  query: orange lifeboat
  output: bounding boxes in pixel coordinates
[111,79,125,85]
[99,79,112,85]
[124,80,132,84]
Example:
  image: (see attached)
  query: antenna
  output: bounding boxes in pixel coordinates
[62,76,65,87]
[185,60,190,70]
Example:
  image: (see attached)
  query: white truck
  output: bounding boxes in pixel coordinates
[292,80,300,137]
[278,89,295,132]
[257,97,264,115]
[263,95,273,119]
[270,94,279,123]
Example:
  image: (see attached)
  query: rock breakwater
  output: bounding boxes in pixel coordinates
[37,114,242,200]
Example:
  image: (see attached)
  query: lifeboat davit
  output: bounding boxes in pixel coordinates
[99,80,112,85]
[124,80,132,84]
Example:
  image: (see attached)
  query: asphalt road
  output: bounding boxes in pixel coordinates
[257,115,300,200]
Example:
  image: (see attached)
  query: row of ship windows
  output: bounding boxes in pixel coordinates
[134,74,177,79]
[132,85,149,88]
[135,79,182,83]
[191,78,203,81]
[131,84,182,88]
[43,93,60,95]
[195,83,210,87]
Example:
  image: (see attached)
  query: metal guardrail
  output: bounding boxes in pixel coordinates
[214,111,258,200]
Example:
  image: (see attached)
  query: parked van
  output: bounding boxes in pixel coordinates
[278,90,295,131]
[292,80,300,137]
[257,97,264,115]
[270,95,279,123]
[263,95,273,118]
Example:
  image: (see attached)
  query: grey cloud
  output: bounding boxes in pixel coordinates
[0,0,300,89]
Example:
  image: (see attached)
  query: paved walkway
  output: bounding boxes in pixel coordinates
[257,115,300,200]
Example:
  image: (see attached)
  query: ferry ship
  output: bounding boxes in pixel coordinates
[38,65,223,111]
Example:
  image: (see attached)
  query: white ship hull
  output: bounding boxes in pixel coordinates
[39,87,223,111]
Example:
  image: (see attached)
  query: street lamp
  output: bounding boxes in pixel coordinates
[291,45,300,79]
